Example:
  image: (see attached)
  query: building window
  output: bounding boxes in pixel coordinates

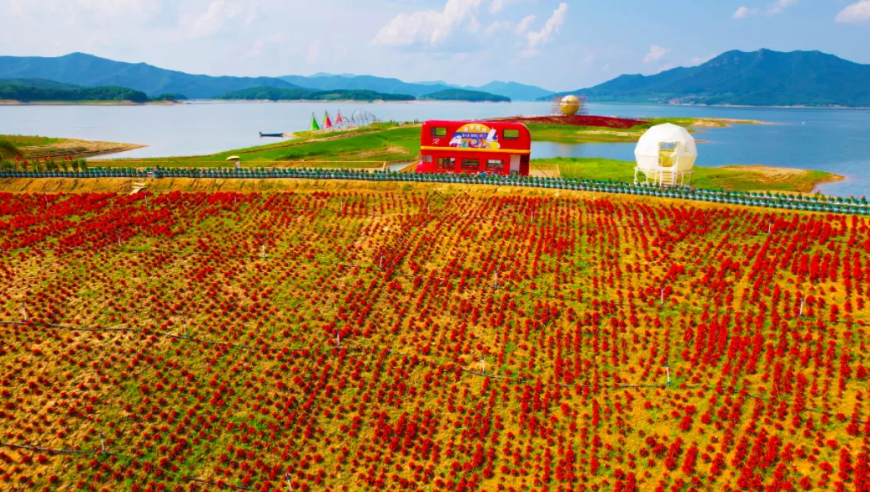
[486,159,504,172]
[437,157,455,170]
[461,158,480,171]
[503,129,520,140]
[431,127,448,137]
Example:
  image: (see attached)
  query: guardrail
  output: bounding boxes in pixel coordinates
[0,167,867,215]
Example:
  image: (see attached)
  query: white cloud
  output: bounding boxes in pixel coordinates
[6,0,158,19]
[837,0,870,23]
[307,41,322,64]
[247,33,286,58]
[733,0,797,19]
[490,0,526,14]
[484,20,513,36]
[515,14,536,34]
[372,0,483,47]
[733,6,757,19]
[468,15,481,33]
[526,2,567,48]
[185,0,254,39]
[767,0,797,15]
[643,44,669,63]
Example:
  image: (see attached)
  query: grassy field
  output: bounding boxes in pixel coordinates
[525,117,763,144]
[535,157,841,193]
[0,186,866,491]
[0,134,64,147]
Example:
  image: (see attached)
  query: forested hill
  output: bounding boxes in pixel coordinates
[0,81,150,103]
[421,89,510,102]
[548,49,870,107]
[215,87,415,102]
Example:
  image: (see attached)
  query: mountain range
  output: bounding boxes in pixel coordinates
[279,74,552,101]
[0,53,304,100]
[2,49,868,107]
[547,49,870,107]
[0,53,550,101]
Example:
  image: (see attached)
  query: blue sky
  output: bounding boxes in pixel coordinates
[1,0,869,91]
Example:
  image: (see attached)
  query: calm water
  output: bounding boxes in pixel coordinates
[1,101,868,197]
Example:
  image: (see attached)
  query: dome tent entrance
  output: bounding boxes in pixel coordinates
[634,123,697,187]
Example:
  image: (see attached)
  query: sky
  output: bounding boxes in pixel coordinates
[1,0,870,92]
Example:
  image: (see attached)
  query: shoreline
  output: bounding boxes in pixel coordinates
[0,100,183,106]
[201,99,511,104]
[582,100,870,111]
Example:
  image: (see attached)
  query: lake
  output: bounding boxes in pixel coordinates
[1,101,868,197]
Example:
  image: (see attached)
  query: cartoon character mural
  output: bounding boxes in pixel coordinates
[448,123,501,150]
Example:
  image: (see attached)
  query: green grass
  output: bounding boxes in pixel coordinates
[209,126,420,163]
[525,117,755,144]
[97,125,421,168]
[0,134,63,147]
[536,157,840,193]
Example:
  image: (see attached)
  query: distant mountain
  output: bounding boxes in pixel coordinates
[280,74,453,98]
[0,52,551,102]
[416,80,451,86]
[281,74,551,101]
[471,81,553,102]
[0,53,302,99]
[547,49,870,107]
[421,89,510,102]
[0,78,81,90]
[215,87,415,102]
[0,81,149,103]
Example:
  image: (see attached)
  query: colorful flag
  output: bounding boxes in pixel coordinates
[309,112,321,131]
[323,111,333,130]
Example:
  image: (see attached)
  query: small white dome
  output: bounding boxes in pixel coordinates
[634,123,697,174]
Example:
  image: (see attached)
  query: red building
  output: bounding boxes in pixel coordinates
[416,120,531,176]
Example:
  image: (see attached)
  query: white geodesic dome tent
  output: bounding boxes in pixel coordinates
[634,123,697,186]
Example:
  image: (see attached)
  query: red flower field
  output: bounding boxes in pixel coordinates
[0,187,868,492]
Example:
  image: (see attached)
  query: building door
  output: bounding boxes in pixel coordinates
[509,155,521,175]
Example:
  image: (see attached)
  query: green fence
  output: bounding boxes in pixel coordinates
[1,167,867,215]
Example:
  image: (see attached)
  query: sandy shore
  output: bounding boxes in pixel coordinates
[17,139,145,159]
